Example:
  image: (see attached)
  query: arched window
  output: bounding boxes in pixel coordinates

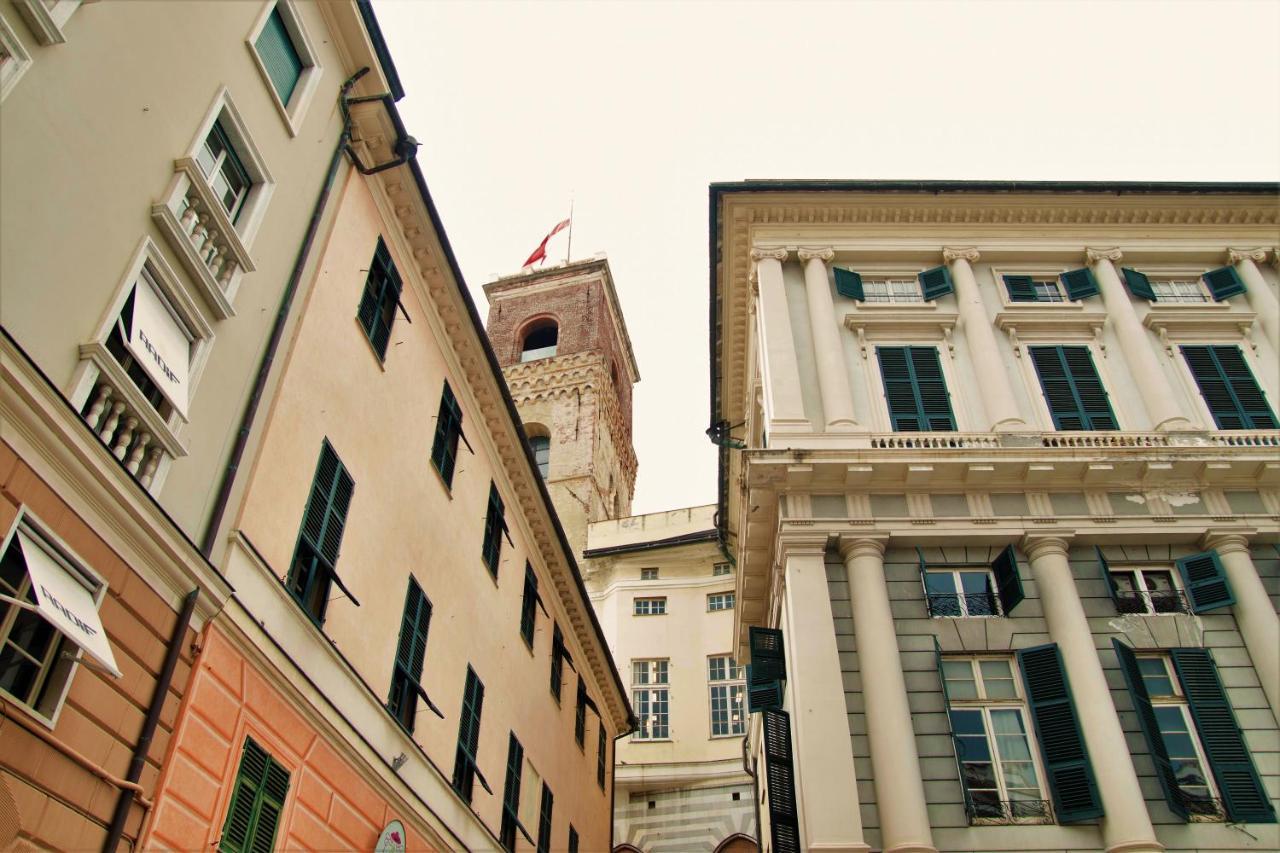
[529,435,550,478]
[521,321,558,362]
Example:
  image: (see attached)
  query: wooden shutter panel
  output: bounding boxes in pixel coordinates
[1111,640,1189,820]
[910,347,956,430]
[1122,267,1156,300]
[255,8,303,104]
[1062,346,1117,430]
[834,267,864,300]
[221,738,290,853]
[252,760,290,853]
[1182,345,1278,430]
[1174,550,1234,613]
[749,627,786,683]
[918,265,954,300]
[1170,648,1276,823]
[1094,547,1122,608]
[1060,267,1099,300]
[746,666,784,712]
[1016,644,1103,822]
[877,346,922,431]
[483,482,504,574]
[762,709,800,853]
[1003,275,1038,302]
[933,639,973,816]
[520,563,538,644]
[432,382,464,484]
[299,442,354,566]
[1212,346,1278,428]
[1030,346,1117,431]
[990,544,1024,614]
[1030,346,1083,430]
[1202,265,1246,301]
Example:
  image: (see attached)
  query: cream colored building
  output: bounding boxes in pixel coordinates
[710,181,1280,853]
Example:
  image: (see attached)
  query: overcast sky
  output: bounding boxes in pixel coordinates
[372,0,1280,515]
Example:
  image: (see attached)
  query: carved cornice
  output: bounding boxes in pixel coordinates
[1085,247,1123,264]
[942,247,980,264]
[1226,247,1267,265]
[797,247,835,263]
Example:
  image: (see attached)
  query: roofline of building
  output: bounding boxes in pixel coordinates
[356,0,405,102]
[582,528,718,558]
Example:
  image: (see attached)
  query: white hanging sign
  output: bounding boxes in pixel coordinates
[374,820,406,853]
[125,276,190,417]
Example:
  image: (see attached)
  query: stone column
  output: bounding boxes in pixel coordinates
[1203,532,1280,727]
[1022,536,1164,853]
[943,247,1028,431]
[752,248,810,433]
[1227,248,1279,355]
[781,535,871,853]
[798,247,858,431]
[838,536,936,853]
[1087,247,1194,432]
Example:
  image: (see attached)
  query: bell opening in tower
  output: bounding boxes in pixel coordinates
[521,321,558,362]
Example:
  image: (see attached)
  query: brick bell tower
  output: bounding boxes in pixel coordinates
[483,255,640,556]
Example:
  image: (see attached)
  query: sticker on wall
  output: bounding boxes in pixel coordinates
[375,820,406,853]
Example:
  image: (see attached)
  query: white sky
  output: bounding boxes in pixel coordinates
[372,0,1280,515]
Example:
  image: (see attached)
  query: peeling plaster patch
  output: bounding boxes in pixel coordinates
[1125,494,1147,505]
[1163,492,1201,507]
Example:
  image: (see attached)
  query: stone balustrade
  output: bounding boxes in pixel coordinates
[176,190,242,292]
[81,381,166,487]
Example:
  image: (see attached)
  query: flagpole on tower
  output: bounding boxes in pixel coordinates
[564,198,574,264]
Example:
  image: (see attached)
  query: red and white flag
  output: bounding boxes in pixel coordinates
[521,218,571,269]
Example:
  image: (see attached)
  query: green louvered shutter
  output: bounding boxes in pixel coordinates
[1170,648,1276,823]
[1122,267,1156,300]
[1202,266,1246,301]
[299,442,354,565]
[749,627,786,683]
[746,665,784,713]
[255,7,303,104]
[388,577,432,731]
[1003,275,1038,302]
[1174,550,1234,614]
[918,265,954,300]
[220,737,290,853]
[536,784,553,853]
[520,563,539,645]
[1181,345,1277,430]
[990,545,1024,614]
[1095,547,1122,609]
[834,267,864,300]
[1016,644,1103,822]
[933,639,973,817]
[453,666,485,801]
[1029,346,1117,431]
[482,482,504,576]
[1111,640,1189,820]
[356,239,402,359]
[762,709,800,853]
[431,381,464,485]
[1061,268,1099,300]
[877,346,956,432]
[500,733,523,852]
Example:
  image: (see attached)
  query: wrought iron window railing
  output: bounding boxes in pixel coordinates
[1114,588,1190,615]
[967,798,1053,825]
[927,591,1001,618]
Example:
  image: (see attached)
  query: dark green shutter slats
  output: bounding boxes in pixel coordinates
[933,639,973,816]
[1202,265,1246,301]
[1111,640,1189,820]
[1061,267,1099,300]
[1170,648,1276,823]
[834,267,864,301]
[876,346,956,432]
[388,578,432,730]
[918,265,954,300]
[483,482,504,575]
[220,737,290,853]
[1003,275,1038,302]
[1095,547,1121,608]
[1181,345,1277,430]
[575,676,587,745]
[550,623,565,700]
[431,381,464,485]
[536,783,553,853]
[746,666,784,713]
[453,666,485,802]
[1030,345,1117,431]
[1174,549,1234,614]
[255,7,303,104]
[500,733,523,852]
[1016,644,1103,822]
[1122,267,1156,300]
[990,544,1024,614]
[749,627,786,682]
[357,239,402,360]
[597,725,607,788]
[300,442,354,566]
[520,563,539,645]
[762,709,800,853]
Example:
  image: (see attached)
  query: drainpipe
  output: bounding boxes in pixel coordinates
[199,68,370,559]
[102,588,198,853]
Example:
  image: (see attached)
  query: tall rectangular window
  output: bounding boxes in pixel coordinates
[482,482,505,576]
[875,346,956,431]
[500,733,523,853]
[519,563,539,647]
[575,676,587,747]
[633,597,666,616]
[632,659,670,740]
[287,441,354,625]
[708,655,746,736]
[550,623,565,702]
[707,592,735,612]
[712,563,732,577]
[452,666,485,803]
[196,119,252,224]
[597,724,607,788]
[387,578,432,733]
[1181,345,1277,430]
[220,737,290,853]
[356,238,402,361]
[925,568,1000,617]
[1029,345,1117,431]
[536,783,554,853]
[254,5,304,104]
[431,381,464,487]
[1134,656,1221,817]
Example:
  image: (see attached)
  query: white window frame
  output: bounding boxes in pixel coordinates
[712,563,732,577]
[13,0,81,46]
[1136,655,1224,821]
[924,567,1002,618]
[245,0,322,137]
[633,596,666,616]
[707,592,735,612]
[861,276,925,304]
[640,567,658,581]
[632,659,670,741]
[707,655,745,738]
[0,508,107,728]
[1136,268,1224,307]
[991,266,1088,310]
[0,11,33,101]
[1107,565,1186,615]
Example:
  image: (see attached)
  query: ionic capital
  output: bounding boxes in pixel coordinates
[942,247,980,265]
[1020,534,1073,562]
[1201,529,1253,557]
[750,247,789,263]
[837,534,888,562]
[1085,247,1123,265]
[1226,247,1267,265]
[797,247,836,264]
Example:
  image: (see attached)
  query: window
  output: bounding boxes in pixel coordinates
[482,482,506,577]
[254,5,304,104]
[875,346,956,432]
[536,783,554,853]
[597,725,607,789]
[452,666,485,803]
[101,266,194,421]
[220,737,290,853]
[1124,266,1245,303]
[925,569,1000,617]
[640,567,658,581]
[1108,566,1187,615]
[1180,345,1277,430]
[835,265,953,301]
[863,277,924,303]
[568,825,579,853]
[246,0,320,133]
[500,733,523,853]
[632,659,670,740]
[633,597,666,616]
[521,321,559,362]
[287,441,355,625]
[707,592,735,612]
[1004,275,1064,303]
[430,381,466,487]
[712,563,732,577]
[708,655,746,737]
[529,435,550,478]
[196,119,253,225]
[0,11,32,101]
[1136,657,1221,818]
[575,676,587,747]
[1028,345,1117,431]
[941,657,1051,824]
[1151,279,1209,303]
[387,578,432,733]
[519,563,539,647]
[356,238,403,361]
[550,623,567,702]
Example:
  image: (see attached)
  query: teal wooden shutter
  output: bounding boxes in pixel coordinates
[388,578,432,730]
[597,725,607,788]
[1095,547,1122,609]
[1170,648,1276,823]
[536,784,553,853]
[357,239,402,359]
[453,666,485,801]
[990,544,1024,614]
[1060,268,1099,300]
[482,482,504,575]
[255,7,304,104]
[876,346,956,432]
[1029,346,1117,431]
[933,639,973,817]
[568,826,579,853]
[300,441,354,565]
[746,666,784,712]
[431,381,464,485]
[520,563,539,645]
[749,627,786,682]
[1174,550,1234,613]
[575,676,587,745]
[918,265,954,300]
[1003,275,1038,302]
[1111,640,1189,820]
[500,733,523,852]
[762,709,800,853]
[1016,644,1103,822]
[220,737,290,853]
[550,623,564,700]
[834,267,864,300]
[1202,265,1246,301]
[1122,267,1156,300]
[1180,345,1277,430]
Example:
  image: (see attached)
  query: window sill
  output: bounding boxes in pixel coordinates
[631,738,673,743]
[710,733,746,740]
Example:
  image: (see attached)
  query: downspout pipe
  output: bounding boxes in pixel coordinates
[199,68,369,558]
[102,588,199,853]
